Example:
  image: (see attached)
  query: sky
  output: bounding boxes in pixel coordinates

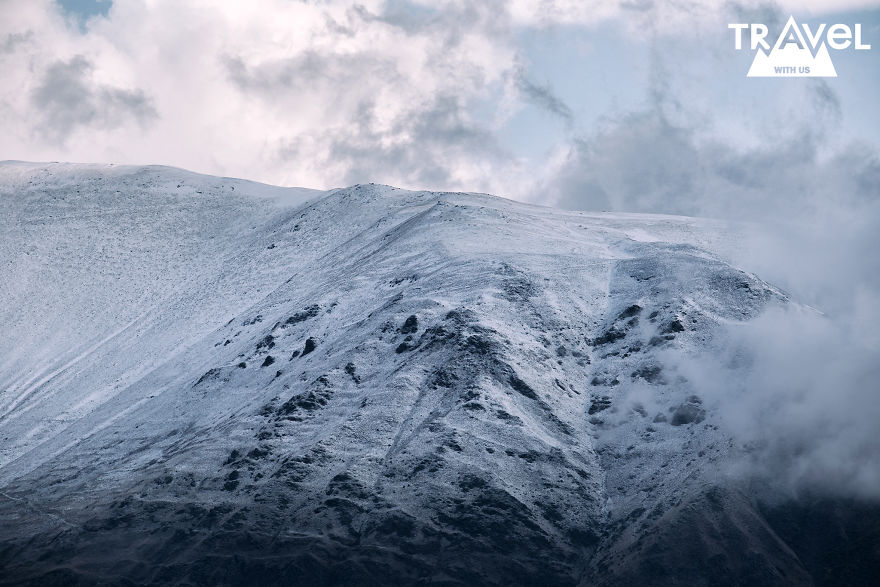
[2,0,879,496]
[0,0,876,204]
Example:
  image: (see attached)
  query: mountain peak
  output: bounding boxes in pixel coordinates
[0,163,873,586]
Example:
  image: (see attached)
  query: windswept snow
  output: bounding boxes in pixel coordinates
[0,162,869,587]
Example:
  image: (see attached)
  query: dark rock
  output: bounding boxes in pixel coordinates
[345,362,360,383]
[401,314,419,334]
[618,304,642,319]
[661,319,686,334]
[242,315,263,326]
[589,396,612,415]
[463,334,495,354]
[592,328,626,346]
[194,368,221,387]
[277,377,332,419]
[284,305,320,326]
[671,400,706,426]
[495,409,521,424]
[508,374,538,400]
[631,365,665,384]
[429,369,456,388]
[247,447,269,459]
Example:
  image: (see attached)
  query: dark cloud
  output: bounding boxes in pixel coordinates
[809,79,842,122]
[1,31,34,54]
[352,0,513,38]
[549,93,874,224]
[31,55,156,142]
[224,51,402,96]
[222,1,518,191]
[727,0,783,30]
[619,0,655,13]
[551,110,702,214]
[279,94,511,189]
[349,2,447,34]
[514,68,574,126]
[223,1,511,102]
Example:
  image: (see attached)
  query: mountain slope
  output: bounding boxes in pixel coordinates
[0,162,876,586]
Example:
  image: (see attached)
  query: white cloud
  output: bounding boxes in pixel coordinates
[505,0,880,27]
[2,0,877,194]
[776,0,880,14]
[0,0,528,192]
[677,304,880,499]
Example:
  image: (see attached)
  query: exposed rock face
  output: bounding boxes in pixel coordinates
[0,162,876,586]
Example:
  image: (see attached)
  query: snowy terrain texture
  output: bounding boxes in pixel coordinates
[0,162,877,586]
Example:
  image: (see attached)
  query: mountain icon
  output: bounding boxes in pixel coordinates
[748,43,837,77]
[747,16,838,77]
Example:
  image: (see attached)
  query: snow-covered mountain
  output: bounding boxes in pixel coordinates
[0,162,876,586]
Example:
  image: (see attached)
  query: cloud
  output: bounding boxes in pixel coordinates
[273,93,513,189]
[548,110,702,214]
[31,55,156,142]
[536,18,880,499]
[1,30,34,54]
[809,79,842,121]
[1,0,875,193]
[0,0,532,191]
[504,0,880,28]
[328,95,511,187]
[546,103,875,221]
[514,68,574,126]
[775,0,880,14]
[675,304,880,499]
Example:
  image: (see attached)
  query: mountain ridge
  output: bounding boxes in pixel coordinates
[0,162,876,586]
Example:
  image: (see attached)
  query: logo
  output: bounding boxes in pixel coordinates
[729,16,871,77]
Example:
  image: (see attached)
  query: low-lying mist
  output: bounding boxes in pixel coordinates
[549,93,880,500]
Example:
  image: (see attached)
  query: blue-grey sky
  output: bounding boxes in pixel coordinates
[57,0,111,20]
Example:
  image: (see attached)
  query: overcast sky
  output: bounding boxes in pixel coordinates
[0,0,877,205]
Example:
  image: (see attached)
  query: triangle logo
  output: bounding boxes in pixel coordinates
[746,16,838,77]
